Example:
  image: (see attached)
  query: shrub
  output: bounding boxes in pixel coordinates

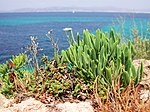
[61,29,144,90]
[0,53,28,97]
[132,24,150,60]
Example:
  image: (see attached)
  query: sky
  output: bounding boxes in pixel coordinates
[0,0,150,12]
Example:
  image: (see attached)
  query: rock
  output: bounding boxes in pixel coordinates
[133,59,150,85]
[0,97,49,112]
[56,101,94,112]
[0,97,94,112]
[140,88,150,103]
[133,59,150,103]
[0,94,11,109]
[133,59,150,76]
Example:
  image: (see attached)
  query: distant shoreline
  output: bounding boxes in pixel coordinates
[0,11,150,14]
[0,7,150,14]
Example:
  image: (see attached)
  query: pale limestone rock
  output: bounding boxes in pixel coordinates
[56,101,94,112]
[0,97,94,112]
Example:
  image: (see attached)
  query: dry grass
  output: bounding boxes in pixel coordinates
[93,79,150,112]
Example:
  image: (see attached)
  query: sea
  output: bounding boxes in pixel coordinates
[0,12,150,63]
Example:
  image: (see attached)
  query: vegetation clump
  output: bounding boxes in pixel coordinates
[0,28,149,112]
[131,25,150,60]
[61,29,143,91]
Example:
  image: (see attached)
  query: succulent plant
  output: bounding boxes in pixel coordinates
[61,29,143,88]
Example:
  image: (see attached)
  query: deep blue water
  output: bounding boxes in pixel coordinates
[0,12,150,63]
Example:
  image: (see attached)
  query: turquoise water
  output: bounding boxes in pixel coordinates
[0,12,150,63]
[0,17,115,26]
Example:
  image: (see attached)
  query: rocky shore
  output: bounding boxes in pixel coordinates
[0,59,149,112]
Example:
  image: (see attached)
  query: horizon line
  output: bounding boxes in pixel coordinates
[0,10,150,14]
[0,6,150,13]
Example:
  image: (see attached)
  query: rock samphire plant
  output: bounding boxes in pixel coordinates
[61,29,144,90]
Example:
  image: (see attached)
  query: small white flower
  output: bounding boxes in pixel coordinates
[47,29,53,34]
[63,28,72,32]
[30,36,34,41]
[48,31,51,34]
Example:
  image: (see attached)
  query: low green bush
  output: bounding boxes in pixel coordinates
[0,53,28,97]
[61,29,143,91]
[0,54,90,100]
[0,28,145,101]
[132,27,150,59]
